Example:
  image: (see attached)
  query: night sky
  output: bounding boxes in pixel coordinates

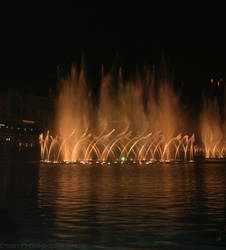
[1,5,226,97]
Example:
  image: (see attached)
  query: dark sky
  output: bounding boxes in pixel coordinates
[1,5,226,95]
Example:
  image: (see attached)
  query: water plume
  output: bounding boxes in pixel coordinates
[55,64,92,162]
[40,64,197,163]
[199,96,226,158]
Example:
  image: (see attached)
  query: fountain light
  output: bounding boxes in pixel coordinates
[39,64,226,164]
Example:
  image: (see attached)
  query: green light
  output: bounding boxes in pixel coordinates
[121,156,125,161]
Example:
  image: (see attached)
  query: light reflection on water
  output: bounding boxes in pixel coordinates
[0,159,226,249]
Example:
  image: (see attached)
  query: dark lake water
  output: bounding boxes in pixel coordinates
[0,155,226,249]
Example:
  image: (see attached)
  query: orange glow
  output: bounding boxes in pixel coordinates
[199,97,226,158]
[22,120,35,124]
[39,66,226,163]
[40,65,196,163]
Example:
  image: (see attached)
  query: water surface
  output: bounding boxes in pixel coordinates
[0,157,226,249]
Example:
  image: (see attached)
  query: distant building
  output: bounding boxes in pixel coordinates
[0,90,56,151]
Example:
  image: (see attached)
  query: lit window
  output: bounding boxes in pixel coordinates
[22,120,35,124]
[25,143,28,147]
[5,137,10,141]
[19,142,22,147]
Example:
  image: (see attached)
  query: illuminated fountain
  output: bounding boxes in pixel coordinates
[40,63,200,164]
[199,96,226,158]
[39,60,226,163]
[40,130,195,163]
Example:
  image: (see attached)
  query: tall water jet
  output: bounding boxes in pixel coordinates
[200,96,225,158]
[55,63,92,162]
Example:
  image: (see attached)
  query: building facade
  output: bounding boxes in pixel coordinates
[0,90,55,151]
